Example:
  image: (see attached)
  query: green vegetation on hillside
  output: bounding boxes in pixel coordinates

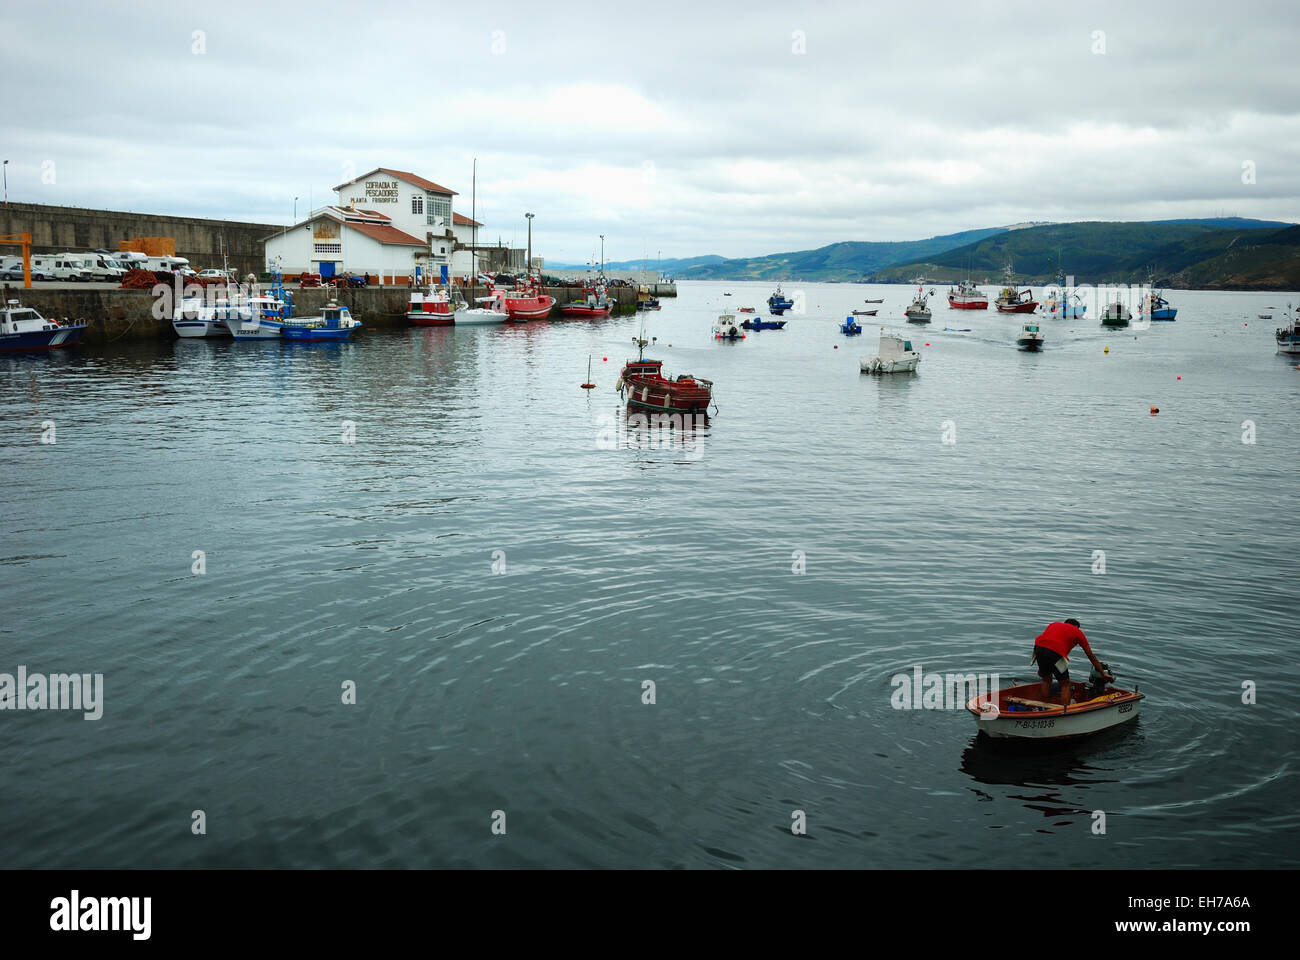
[874,219,1297,288]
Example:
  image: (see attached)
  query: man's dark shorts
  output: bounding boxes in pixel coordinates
[1033,646,1069,683]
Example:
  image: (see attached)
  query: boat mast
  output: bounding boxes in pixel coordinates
[471,158,477,286]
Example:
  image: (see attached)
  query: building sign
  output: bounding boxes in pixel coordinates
[349,179,399,205]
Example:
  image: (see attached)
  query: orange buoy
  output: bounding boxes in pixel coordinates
[1177,375,1181,380]
[1150,406,1159,415]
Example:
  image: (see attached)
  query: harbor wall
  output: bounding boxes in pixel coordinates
[2,282,665,344]
[0,202,281,277]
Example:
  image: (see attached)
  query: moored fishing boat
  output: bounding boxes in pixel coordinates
[948,280,989,310]
[1276,308,1300,354]
[1016,321,1045,351]
[859,332,920,373]
[558,280,613,319]
[1043,270,1086,318]
[994,267,1038,313]
[1140,291,1177,321]
[281,301,362,342]
[966,668,1143,741]
[1101,302,1131,327]
[851,309,878,316]
[635,285,661,311]
[713,314,745,339]
[839,316,864,336]
[617,322,713,415]
[172,296,238,338]
[767,284,795,315]
[457,289,510,324]
[497,273,555,320]
[0,299,86,351]
[740,317,787,330]
[406,285,462,326]
[904,287,932,323]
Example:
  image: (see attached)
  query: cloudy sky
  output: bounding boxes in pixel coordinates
[3,0,1298,264]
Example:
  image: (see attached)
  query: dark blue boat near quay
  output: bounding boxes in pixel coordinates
[741,316,787,330]
[839,315,863,335]
[0,299,86,351]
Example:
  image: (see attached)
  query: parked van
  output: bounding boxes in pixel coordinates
[116,252,150,272]
[56,252,126,282]
[30,256,93,282]
[145,255,193,276]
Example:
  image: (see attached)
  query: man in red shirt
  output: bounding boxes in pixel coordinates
[1033,619,1113,707]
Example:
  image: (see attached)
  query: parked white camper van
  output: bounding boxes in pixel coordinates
[145,255,193,276]
[30,256,93,281]
[57,253,126,282]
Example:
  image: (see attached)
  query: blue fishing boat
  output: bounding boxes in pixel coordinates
[840,316,863,336]
[281,301,362,342]
[768,284,795,315]
[1141,291,1177,321]
[741,316,787,330]
[0,299,86,351]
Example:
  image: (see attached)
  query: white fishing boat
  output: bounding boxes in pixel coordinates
[904,287,932,323]
[225,297,287,340]
[172,297,241,338]
[966,669,1143,741]
[458,289,510,325]
[713,314,745,340]
[1016,321,1045,351]
[859,332,920,373]
[1277,305,1300,354]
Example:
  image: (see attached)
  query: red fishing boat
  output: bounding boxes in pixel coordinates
[948,280,989,309]
[497,273,556,320]
[617,330,713,415]
[406,286,460,326]
[995,289,1039,313]
[558,280,613,319]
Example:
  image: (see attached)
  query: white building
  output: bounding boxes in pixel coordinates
[264,167,464,283]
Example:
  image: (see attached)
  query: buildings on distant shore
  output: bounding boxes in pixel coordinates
[263,167,524,282]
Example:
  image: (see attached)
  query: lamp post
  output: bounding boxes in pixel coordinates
[3,160,8,208]
[294,197,299,223]
[600,234,605,276]
[525,212,534,272]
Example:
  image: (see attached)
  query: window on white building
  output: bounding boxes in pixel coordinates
[314,243,342,255]
[412,196,424,215]
[427,193,451,227]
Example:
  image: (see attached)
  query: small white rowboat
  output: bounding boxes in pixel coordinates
[966,680,1143,740]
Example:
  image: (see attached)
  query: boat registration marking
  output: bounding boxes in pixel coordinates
[1013,718,1056,729]
[1118,702,1133,714]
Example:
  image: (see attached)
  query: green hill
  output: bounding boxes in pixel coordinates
[874,219,1296,287]
[673,227,1009,282]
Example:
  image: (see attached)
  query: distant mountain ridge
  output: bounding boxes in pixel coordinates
[551,217,1298,288]
[874,218,1297,288]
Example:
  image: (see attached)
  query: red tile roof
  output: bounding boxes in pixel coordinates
[453,212,483,227]
[333,167,457,195]
[345,222,428,246]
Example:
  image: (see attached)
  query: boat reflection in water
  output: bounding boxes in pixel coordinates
[959,723,1142,826]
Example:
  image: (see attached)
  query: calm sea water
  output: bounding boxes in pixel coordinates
[2,281,1297,869]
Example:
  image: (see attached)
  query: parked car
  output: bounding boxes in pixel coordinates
[334,273,368,288]
[197,268,236,281]
[0,263,51,281]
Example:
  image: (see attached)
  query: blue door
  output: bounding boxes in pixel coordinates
[319,261,336,279]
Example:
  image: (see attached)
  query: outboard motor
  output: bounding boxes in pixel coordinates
[1087,663,1111,698]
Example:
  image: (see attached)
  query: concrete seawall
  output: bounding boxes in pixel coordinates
[3,282,677,344]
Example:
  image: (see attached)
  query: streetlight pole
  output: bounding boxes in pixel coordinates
[294,197,299,222]
[3,160,8,208]
[525,212,534,273]
[600,234,605,276]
